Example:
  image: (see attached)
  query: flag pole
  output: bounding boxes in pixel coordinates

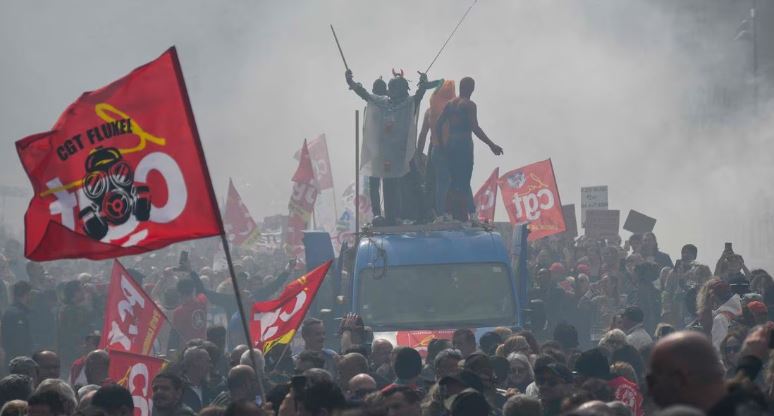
[355,110,360,241]
[219,233,265,402]
[168,46,263,401]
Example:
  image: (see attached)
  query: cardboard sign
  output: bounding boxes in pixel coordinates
[561,204,578,238]
[581,186,608,224]
[584,209,620,239]
[623,210,656,234]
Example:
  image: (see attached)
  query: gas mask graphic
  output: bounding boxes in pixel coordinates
[78,147,151,240]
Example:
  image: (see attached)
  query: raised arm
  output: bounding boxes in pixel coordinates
[345,70,371,102]
[467,102,503,155]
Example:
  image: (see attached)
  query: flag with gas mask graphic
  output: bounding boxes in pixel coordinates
[16,47,222,260]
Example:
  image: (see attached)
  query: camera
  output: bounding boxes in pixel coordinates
[79,147,151,240]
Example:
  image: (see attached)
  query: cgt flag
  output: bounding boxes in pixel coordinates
[224,178,258,246]
[108,349,166,416]
[498,159,566,241]
[100,260,168,355]
[286,140,319,262]
[250,260,332,353]
[474,167,499,222]
[16,47,221,261]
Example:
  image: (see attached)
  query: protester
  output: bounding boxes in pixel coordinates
[152,372,197,416]
[2,282,33,365]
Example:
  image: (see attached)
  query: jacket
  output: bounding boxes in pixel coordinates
[711,294,742,349]
[1,302,31,363]
[625,324,654,351]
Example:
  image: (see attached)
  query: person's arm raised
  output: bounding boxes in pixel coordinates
[346,70,370,102]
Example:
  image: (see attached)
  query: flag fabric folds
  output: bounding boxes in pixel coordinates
[250,260,332,353]
[108,349,166,416]
[99,260,168,355]
[224,178,258,246]
[498,159,566,241]
[474,167,499,222]
[16,47,221,261]
[285,140,319,261]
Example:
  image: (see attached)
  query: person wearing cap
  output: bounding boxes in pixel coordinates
[697,278,743,349]
[746,300,769,325]
[620,306,653,351]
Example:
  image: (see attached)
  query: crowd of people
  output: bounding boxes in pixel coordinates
[0,222,774,415]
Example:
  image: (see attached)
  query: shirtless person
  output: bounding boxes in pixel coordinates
[436,77,503,221]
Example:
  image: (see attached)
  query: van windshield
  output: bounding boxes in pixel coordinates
[357,263,516,330]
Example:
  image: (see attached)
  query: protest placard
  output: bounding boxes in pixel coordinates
[585,209,620,239]
[581,186,608,224]
[623,210,656,234]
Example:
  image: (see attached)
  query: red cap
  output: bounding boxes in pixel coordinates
[549,262,566,274]
[748,301,768,315]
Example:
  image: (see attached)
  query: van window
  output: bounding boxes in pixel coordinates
[357,262,516,330]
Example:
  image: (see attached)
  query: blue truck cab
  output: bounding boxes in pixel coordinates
[349,222,521,335]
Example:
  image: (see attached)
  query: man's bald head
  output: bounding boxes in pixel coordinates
[647,331,725,411]
[227,365,259,401]
[230,345,249,368]
[84,350,109,385]
[348,373,377,397]
[460,77,475,98]
[338,353,369,388]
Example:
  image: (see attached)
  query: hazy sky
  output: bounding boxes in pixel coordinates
[1,1,772,266]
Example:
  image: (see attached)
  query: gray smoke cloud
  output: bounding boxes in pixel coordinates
[1,0,771,267]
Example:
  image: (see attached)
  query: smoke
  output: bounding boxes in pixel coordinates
[1,0,771,266]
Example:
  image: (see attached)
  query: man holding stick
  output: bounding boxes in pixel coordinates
[345,69,434,225]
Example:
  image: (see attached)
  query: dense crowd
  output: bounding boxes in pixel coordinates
[0,223,773,415]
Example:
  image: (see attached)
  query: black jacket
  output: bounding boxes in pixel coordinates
[1,302,32,364]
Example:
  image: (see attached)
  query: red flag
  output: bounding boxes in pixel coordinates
[16,47,222,261]
[294,135,334,190]
[250,260,332,353]
[474,167,499,222]
[224,178,258,246]
[498,159,566,241]
[108,349,166,416]
[100,260,168,355]
[286,140,319,261]
[396,330,455,358]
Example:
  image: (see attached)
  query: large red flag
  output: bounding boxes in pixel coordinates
[250,260,332,353]
[474,167,499,222]
[286,140,318,261]
[498,159,566,241]
[108,349,166,416]
[16,47,222,261]
[100,260,168,355]
[224,178,258,246]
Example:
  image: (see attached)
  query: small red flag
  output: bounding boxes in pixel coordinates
[16,47,222,261]
[108,349,166,416]
[286,140,319,261]
[250,260,332,353]
[474,167,499,222]
[498,159,566,241]
[99,260,168,355]
[224,178,258,246]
